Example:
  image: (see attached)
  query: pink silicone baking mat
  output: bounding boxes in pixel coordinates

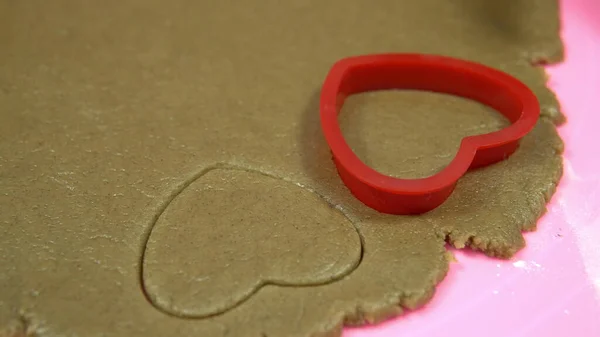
[346,0,600,336]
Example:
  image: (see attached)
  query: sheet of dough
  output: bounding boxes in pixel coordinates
[0,1,563,336]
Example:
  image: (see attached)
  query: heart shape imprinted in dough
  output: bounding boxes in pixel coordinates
[141,165,362,318]
[320,53,540,215]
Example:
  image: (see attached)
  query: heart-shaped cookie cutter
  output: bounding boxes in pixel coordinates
[320,53,540,215]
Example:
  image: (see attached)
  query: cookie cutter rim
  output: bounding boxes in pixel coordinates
[320,53,540,215]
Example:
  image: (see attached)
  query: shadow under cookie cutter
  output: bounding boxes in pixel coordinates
[320,53,540,215]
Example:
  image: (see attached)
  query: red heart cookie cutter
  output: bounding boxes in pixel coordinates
[320,53,540,215]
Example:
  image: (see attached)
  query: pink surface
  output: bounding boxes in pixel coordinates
[345,0,600,336]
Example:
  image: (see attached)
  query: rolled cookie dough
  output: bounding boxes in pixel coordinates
[0,1,563,336]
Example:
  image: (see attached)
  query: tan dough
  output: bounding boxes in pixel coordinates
[0,1,563,336]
